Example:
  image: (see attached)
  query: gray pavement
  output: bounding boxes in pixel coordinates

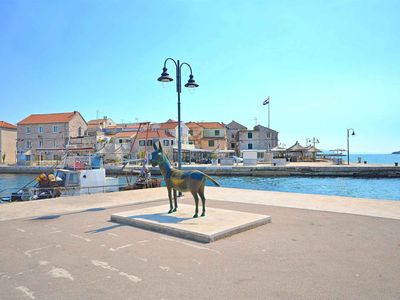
[1,188,400,299]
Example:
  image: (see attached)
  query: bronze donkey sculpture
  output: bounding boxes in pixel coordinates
[150,142,220,218]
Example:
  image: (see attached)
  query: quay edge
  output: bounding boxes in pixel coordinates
[2,165,399,178]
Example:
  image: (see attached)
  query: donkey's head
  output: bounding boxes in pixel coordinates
[150,141,165,167]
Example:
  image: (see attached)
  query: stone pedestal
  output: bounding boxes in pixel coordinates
[111,204,271,243]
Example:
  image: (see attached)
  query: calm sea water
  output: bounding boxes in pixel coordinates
[348,153,400,165]
[1,172,399,201]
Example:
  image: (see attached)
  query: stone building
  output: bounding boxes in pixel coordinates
[151,120,190,147]
[238,125,278,151]
[186,122,227,151]
[107,130,175,162]
[0,121,17,164]
[87,117,116,136]
[16,111,87,164]
[225,120,248,155]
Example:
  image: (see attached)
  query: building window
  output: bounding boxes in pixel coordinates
[53,140,57,147]
[39,141,43,148]
[119,139,123,144]
[189,129,193,135]
[231,133,235,139]
[139,140,145,146]
[231,143,235,149]
[208,140,215,147]
[267,132,270,138]
[147,140,153,146]
[248,132,253,139]
[214,130,220,136]
[78,127,82,136]
[171,140,174,145]
[248,143,253,149]
[26,141,31,148]
[163,140,170,146]
[26,127,31,134]
[38,127,43,133]
[53,126,58,133]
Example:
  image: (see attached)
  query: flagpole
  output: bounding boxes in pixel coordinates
[263,97,270,128]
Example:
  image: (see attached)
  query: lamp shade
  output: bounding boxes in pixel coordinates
[184,74,199,88]
[157,67,173,82]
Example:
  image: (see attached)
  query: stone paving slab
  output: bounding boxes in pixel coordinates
[111,204,271,243]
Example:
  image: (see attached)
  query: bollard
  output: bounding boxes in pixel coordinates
[364,161,367,164]
[395,162,398,167]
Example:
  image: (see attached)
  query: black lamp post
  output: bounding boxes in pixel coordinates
[157,58,199,169]
[347,128,355,165]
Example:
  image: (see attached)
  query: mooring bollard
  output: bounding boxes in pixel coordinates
[395,162,398,167]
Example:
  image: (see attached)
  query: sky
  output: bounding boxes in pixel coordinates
[0,0,399,153]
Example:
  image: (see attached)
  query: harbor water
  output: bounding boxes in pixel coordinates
[1,172,399,201]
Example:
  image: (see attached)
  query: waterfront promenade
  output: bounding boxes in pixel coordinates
[1,161,400,178]
[1,187,399,299]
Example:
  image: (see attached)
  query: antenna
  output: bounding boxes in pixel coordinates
[253,117,258,126]
[96,110,103,119]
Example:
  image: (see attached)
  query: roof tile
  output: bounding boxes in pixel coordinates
[0,121,17,130]
[18,112,81,125]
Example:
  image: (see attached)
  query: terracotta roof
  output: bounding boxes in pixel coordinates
[135,130,175,139]
[18,112,82,125]
[186,122,203,129]
[159,122,178,130]
[113,130,174,140]
[88,119,108,125]
[113,131,136,138]
[196,122,225,129]
[0,121,17,130]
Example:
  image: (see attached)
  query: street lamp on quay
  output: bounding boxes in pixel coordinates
[347,128,356,165]
[157,58,199,169]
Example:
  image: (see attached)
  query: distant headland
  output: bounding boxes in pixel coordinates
[392,150,400,154]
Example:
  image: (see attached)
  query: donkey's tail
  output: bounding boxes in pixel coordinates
[204,174,220,187]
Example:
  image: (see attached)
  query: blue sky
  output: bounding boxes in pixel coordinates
[1,0,399,153]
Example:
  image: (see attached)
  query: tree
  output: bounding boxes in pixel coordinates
[2,153,5,164]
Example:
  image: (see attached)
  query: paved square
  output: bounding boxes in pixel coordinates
[111,203,271,243]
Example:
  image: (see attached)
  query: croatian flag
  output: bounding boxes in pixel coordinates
[263,97,270,105]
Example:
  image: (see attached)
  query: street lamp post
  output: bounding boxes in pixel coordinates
[347,128,355,165]
[157,58,199,170]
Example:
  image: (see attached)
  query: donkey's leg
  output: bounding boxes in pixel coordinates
[199,184,206,217]
[191,191,199,218]
[167,186,173,213]
[173,189,178,212]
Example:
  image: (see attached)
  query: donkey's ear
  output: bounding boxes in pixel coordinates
[153,143,158,151]
[158,141,163,151]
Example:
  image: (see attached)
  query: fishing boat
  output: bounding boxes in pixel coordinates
[1,123,162,202]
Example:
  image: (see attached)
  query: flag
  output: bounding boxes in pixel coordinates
[263,97,270,105]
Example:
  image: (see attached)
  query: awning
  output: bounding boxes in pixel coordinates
[271,146,287,152]
[24,150,32,155]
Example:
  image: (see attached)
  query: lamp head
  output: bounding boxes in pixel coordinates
[352,131,356,136]
[184,74,199,88]
[157,67,173,82]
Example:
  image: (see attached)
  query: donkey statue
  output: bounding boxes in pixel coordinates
[150,142,220,218]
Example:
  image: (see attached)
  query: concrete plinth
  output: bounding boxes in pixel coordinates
[111,204,271,243]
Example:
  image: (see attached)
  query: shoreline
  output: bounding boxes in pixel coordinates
[1,163,400,178]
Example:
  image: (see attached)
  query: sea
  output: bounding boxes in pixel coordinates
[1,154,399,201]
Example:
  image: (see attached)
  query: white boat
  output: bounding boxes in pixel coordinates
[54,168,119,196]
